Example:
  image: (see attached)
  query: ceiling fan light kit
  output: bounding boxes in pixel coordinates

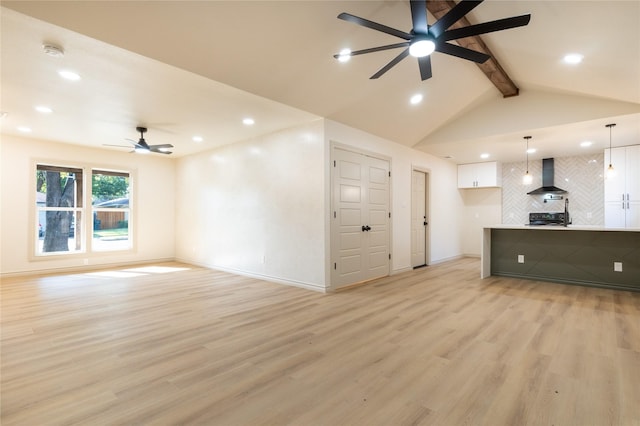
[334,0,531,81]
[409,37,435,57]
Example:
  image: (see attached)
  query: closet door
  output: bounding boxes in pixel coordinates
[331,146,390,288]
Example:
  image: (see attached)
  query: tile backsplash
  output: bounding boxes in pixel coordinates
[502,153,604,225]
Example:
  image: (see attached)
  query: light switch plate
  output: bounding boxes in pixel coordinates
[518,255,525,264]
[614,262,623,272]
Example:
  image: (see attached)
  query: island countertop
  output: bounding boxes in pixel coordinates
[487,224,640,232]
[481,225,640,292]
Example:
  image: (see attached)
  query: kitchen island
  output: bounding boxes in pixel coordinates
[482,225,640,292]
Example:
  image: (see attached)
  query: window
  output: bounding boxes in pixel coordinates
[92,170,131,251]
[35,164,131,256]
[36,165,84,255]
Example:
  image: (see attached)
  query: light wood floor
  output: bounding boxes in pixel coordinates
[2,258,639,425]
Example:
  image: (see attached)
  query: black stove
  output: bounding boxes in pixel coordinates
[528,212,567,226]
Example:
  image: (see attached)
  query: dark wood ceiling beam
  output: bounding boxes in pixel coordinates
[426,0,520,97]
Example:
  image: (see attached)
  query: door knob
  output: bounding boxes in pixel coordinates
[362,225,367,232]
[423,221,428,226]
[365,225,371,231]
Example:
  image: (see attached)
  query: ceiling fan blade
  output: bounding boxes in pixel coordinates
[436,42,490,63]
[103,144,130,148]
[150,144,174,149]
[370,48,410,79]
[338,12,412,40]
[410,0,428,34]
[149,147,172,154]
[333,42,410,58]
[429,0,483,38]
[441,14,531,41]
[418,55,432,80]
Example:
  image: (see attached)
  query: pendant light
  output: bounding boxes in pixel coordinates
[523,136,533,185]
[606,123,617,179]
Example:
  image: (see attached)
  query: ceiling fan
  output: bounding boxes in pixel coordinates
[105,126,173,154]
[334,0,531,81]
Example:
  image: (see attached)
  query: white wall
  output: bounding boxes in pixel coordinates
[324,120,464,273]
[0,134,176,275]
[174,120,327,291]
[460,188,502,256]
[3,119,465,287]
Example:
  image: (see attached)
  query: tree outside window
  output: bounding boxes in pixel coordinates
[36,165,83,254]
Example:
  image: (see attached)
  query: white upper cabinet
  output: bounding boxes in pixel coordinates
[604,145,640,228]
[458,162,502,188]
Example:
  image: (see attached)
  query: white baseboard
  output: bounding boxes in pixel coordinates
[174,257,328,293]
[429,254,467,265]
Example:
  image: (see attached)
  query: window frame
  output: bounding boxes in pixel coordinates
[31,160,136,260]
[91,168,133,252]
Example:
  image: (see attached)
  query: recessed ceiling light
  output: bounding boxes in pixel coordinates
[337,48,351,63]
[35,105,53,114]
[410,94,423,105]
[18,126,32,133]
[580,141,592,147]
[480,153,490,159]
[563,53,583,65]
[526,148,536,154]
[58,70,81,81]
[242,118,255,126]
[192,136,203,142]
[43,44,64,57]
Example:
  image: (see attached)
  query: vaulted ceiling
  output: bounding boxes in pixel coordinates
[2,1,639,164]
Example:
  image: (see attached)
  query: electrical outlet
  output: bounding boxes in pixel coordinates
[614,262,623,272]
[518,255,525,264]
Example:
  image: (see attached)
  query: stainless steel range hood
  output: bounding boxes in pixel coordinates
[527,158,567,195]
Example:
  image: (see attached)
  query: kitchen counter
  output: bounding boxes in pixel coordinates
[482,225,640,292]
[489,224,640,232]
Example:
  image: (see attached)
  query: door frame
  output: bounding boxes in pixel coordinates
[329,142,392,290]
[411,166,431,268]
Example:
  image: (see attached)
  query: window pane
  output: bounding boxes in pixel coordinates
[92,173,129,205]
[36,165,84,255]
[92,171,130,251]
[36,210,82,254]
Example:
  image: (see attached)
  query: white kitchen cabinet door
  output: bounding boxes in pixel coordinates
[457,162,501,188]
[604,145,640,228]
[476,161,501,187]
[625,145,640,201]
[605,201,626,228]
[457,163,477,188]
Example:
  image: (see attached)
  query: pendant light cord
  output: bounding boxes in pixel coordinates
[606,123,616,168]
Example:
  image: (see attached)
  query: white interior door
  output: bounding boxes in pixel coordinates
[332,146,390,288]
[411,170,428,268]
[365,155,391,280]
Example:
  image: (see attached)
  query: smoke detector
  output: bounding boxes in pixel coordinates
[43,44,64,58]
